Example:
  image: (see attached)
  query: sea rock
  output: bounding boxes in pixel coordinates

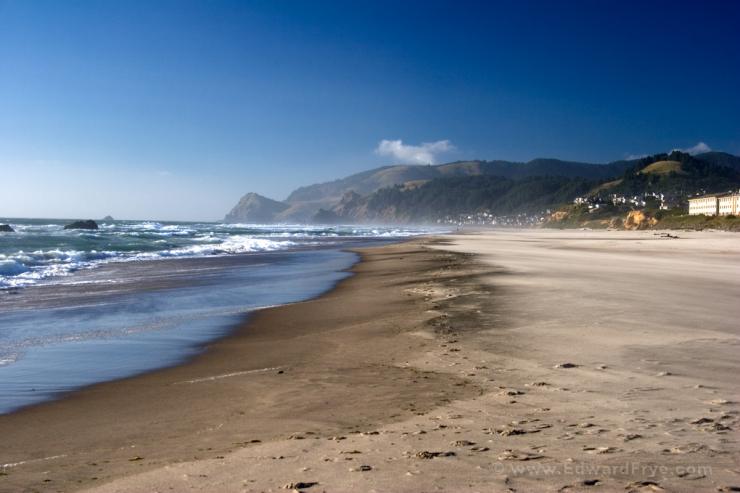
[101,215,114,221]
[0,224,14,232]
[64,220,99,230]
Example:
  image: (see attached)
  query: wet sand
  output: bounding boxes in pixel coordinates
[0,240,483,492]
[2,231,740,492]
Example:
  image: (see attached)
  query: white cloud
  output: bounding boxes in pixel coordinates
[673,142,711,155]
[375,139,454,164]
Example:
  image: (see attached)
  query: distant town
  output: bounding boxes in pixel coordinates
[438,190,740,227]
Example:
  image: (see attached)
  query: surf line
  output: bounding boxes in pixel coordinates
[2,454,68,469]
[174,366,284,385]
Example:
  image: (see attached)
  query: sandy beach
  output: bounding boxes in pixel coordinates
[2,230,739,492]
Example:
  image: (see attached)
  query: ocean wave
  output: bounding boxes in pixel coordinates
[0,221,438,289]
[0,237,294,289]
[0,259,29,276]
[130,236,292,259]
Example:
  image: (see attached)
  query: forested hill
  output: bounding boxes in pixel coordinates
[314,176,594,224]
[285,158,634,204]
[588,151,740,198]
[313,151,740,224]
[224,151,740,224]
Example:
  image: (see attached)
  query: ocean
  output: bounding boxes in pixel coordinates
[0,219,436,413]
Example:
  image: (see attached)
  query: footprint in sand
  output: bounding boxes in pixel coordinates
[676,471,706,480]
[582,445,620,454]
[497,449,545,461]
[451,440,476,446]
[527,381,551,387]
[554,363,580,369]
[625,480,664,492]
[414,450,456,459]
[707,398,732,405]
[283,481,318,490]
[558,479,601,491]
[497,428,528,436]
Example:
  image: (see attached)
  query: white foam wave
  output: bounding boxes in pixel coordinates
[131,236,292,260]
[0,237,292,289]
[0,222,438,289]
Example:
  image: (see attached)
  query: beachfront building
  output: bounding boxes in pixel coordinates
[688,193,740,216]
[719,194,740,216]
[689,195,719,216]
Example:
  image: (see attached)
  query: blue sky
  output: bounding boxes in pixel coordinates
[1,0,739,220]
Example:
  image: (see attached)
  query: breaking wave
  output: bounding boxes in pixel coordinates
[0,221,435,288]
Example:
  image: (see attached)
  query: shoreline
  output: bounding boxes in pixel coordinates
[1,237,485,491]
[2,231,739,492]
[0,247,360,416]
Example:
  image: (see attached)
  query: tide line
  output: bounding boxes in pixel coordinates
[2,454,67,469]
[174,366,284,384]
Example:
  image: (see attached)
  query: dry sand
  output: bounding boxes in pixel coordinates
[2,230,739,492]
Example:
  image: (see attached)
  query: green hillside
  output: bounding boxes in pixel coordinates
[592,151,740,198]
[285,158,633,204]
[320,175,593,223]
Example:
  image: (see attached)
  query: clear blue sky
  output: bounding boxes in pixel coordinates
[1,0,739,220]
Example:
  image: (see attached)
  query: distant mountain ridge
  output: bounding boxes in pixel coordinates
[223,152,740,224]
[284,158,634,204]
[691,151,740,172]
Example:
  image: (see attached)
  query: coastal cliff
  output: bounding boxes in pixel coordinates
[223,192,290,223]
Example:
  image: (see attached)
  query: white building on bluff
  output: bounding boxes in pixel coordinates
[688,193,740,216]
[719,194,740,215]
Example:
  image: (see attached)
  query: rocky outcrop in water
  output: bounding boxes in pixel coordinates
[102,215,114,222]
[64,220,99,230]
[0,224,14,232]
